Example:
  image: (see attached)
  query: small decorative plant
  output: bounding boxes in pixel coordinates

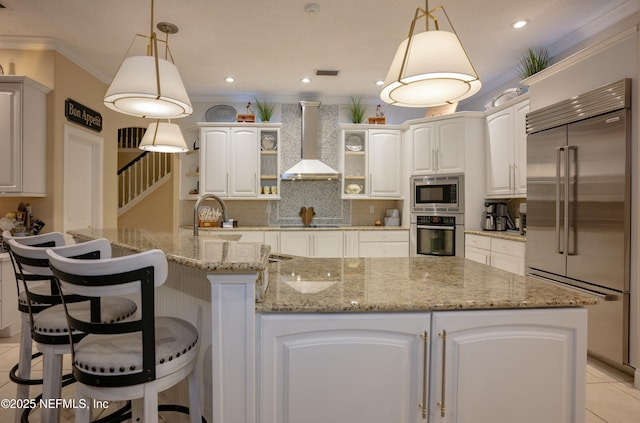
[254,98,274,122]
[348,97,366,123]
[518,48,554,79]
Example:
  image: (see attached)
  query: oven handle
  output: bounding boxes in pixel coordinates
[416,225,455,230]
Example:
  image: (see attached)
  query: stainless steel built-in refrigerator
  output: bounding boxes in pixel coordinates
[526,79,631,369]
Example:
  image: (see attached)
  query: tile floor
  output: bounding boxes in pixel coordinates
[0,332,639,422]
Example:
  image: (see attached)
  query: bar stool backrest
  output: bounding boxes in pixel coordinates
[7,238,113,344]
[47,248,168,387]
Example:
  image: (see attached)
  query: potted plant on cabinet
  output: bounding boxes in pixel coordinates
[254,98,275,122]
[347,97,366,123]
[518,48,554,79]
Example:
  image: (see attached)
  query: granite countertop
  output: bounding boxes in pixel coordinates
[465,229,526,242]
[183,225,409,232]
[68,228,270,273]
[258,256,598,313]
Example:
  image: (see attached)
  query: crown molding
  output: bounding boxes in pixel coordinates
[0,35,111,84]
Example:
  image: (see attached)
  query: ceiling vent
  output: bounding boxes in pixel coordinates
[315,69,340,77]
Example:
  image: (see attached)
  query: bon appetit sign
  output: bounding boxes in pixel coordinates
[65,98,102,132]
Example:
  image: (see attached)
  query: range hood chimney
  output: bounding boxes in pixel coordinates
[280,101,342,181]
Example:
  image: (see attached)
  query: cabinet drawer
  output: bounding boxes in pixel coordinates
[491,251,525,275]
[358,230,408,243]
[491,238,525,258]
[465,234,491,250]
[465,246,490,265]
[359,242,408,257]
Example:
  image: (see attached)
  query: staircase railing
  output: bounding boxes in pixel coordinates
[118,151,172,213]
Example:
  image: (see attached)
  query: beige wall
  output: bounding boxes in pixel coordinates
[118,178,174,231]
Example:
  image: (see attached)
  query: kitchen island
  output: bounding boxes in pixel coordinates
[68,228,597,423]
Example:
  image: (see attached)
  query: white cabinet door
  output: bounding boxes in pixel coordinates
[199,125,264,198]
[264,231,280,254]
[435,120,465,174]
[0,78,48,196]
[280,231,343,257]
[279,231,311,256]
[200,127,230,195]
[259,313,430,423]
[411,123,436,174]
[513,100,529,195]
[430,308,587,423]
[486,99,529,197]
[409,119,464,175]
[486,108,514,196]
[312,231,344,258]
[368,129,402,197]
[343,231,359,258]
[229,127,259,197]
[0,86,21,192]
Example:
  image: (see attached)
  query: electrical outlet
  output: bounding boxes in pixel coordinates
[369,205,375,213]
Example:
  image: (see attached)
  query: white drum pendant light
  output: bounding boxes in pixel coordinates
[380,1,481,107]
[104,0,192,119]
[139,120,189,153]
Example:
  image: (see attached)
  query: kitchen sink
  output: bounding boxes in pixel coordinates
[268,254,293,263]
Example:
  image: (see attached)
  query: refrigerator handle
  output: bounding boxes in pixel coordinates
[555,147,564,254]
[566,145,577,256]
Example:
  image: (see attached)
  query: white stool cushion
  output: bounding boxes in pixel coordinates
[73,317,198,377]
[33,297,137,336]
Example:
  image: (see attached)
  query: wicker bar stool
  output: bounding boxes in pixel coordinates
[47,246,203,423]
[7,238,138,423]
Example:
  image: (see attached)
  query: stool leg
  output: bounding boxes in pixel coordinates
[41,350,63,423]
[15,314,32,423]
[143,382,159,423]
[187,367,202,423]
[75,390,91,423]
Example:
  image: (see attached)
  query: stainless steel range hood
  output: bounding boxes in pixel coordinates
[280,101,342,181]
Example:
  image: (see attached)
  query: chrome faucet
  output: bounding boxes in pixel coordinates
[193,194,228,236]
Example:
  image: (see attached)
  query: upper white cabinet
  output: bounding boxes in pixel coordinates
[486,97,529,197]
[411,120,464,174]
[198,123,281,199]
[408,114,485,176]
[0,76,50,196]
[341,125,402,199]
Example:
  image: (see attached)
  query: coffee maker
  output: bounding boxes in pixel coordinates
[482,202,508,231]
[519,203,527,235]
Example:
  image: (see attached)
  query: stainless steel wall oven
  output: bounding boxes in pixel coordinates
[411,213,464,257]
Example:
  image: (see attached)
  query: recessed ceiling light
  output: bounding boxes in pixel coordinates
[301,77,311,84]
[225,76,235,83]
[511,19,529,29]
[375,80,384,86]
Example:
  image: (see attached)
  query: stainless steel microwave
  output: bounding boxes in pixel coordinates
[411,174,464,213]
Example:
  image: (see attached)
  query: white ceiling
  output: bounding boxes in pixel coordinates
[0,0,637,105]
